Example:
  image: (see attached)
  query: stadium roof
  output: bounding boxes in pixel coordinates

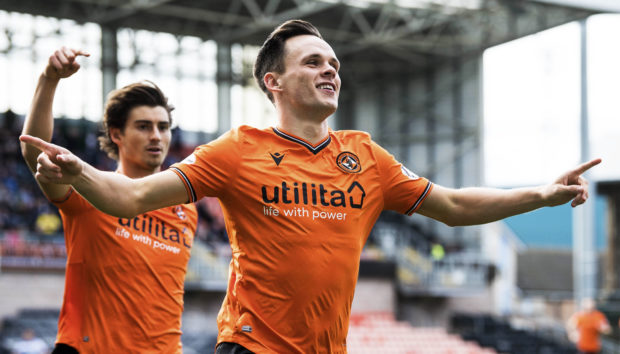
[0,0,612,78]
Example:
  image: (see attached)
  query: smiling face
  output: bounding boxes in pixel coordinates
[111,105,171,176]
[271,34,341,121]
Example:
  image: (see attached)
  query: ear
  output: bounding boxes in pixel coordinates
[264,72,282,94]
[109,127,122,145]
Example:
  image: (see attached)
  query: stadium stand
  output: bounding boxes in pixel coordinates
[0,111,230,272]
[347,312,496,354]
[0,307,220,353]
[450,313,578,353]
[0,308,58,353]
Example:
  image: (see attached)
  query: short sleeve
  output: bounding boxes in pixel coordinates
[373,141,433,215]
[51,188,93,215]
[170,129,240,202]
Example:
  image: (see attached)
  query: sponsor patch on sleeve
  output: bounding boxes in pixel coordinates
[181,153,196,165]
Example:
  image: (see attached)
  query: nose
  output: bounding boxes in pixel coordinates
[322,63,336,78]
[149,126,161,141]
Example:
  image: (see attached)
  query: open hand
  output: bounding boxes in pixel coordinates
[19,135,83,185]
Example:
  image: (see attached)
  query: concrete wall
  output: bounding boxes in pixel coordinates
[351,278,396,314]
[398,288,495,328]
[0,272,65,318]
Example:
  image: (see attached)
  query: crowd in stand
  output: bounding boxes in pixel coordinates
[0,110,229,265]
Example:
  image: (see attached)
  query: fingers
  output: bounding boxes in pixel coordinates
[570,177,590,207]
[45,47,90,79]
[57,46,90,63]
[57,47,71,66]
[19,135,58,156]
[572,158,602,176]
[37,152,62,177]
[72,48,90,58]
[33,149,81,185]
[49,54,63,71]
[571,195,586,207]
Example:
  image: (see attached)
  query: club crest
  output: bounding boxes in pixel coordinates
[174,205,187,220]
[336,152,361,173]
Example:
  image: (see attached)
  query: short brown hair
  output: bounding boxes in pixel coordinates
[253,19,323,102]
[98,81,173,160]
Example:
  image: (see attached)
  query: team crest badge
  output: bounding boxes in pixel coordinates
[174,205,187,220]
[336,152,361,173]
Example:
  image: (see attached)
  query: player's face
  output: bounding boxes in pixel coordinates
[278,35,341,118]
[115,105,171,172]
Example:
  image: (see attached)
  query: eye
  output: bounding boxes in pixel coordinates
[159,123,170,132]
[137,124,149,130]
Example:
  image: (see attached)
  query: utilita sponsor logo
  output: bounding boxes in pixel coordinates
[117,215,192,249]
[261,181,366,209]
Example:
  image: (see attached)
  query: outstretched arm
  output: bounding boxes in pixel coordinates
[417,159,601,227]
[20,47,89,200]
[19,135,188,218]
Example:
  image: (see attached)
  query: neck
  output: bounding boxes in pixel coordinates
[276,106,331,145]
[116,161,160,179]
[277,118,329,145]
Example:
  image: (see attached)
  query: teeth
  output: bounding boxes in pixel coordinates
[318,84,333,90]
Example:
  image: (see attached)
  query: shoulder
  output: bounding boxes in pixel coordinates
[331,129,372,142]
[234,125,272,139]
[182,202,198,216]
[330,129,376,152]
[595,310,608,319]
[200,125,272,148]
[52,187,94,214]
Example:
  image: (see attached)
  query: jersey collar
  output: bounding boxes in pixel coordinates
[272,127,331,155]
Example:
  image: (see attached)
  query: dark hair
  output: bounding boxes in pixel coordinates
[253,19,323,102]
[98,81,173,160]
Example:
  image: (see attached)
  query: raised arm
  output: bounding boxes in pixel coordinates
[417,159,601,226]
[19,135,188,218]
[20,47,89,200]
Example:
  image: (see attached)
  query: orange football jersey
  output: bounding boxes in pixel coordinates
[171,126,432,353]
[52,188,197,353]
[574,310,609,352]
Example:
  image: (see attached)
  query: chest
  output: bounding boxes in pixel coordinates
[71,208,194,266]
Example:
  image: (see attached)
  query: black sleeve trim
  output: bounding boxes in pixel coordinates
[50,187,74,204]
[171,167,197,203]
[405,181,432,215]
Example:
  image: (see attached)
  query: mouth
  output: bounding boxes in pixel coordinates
[316,83,336,92]
[146,147,163,155]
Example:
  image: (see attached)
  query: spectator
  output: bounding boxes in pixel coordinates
[35,206,61,235]
[567,297,611,354]
[10,328,49,354]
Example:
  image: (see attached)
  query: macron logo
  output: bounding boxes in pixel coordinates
[270,152,285,166]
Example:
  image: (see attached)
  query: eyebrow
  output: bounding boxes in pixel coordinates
[133,120,170,125]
